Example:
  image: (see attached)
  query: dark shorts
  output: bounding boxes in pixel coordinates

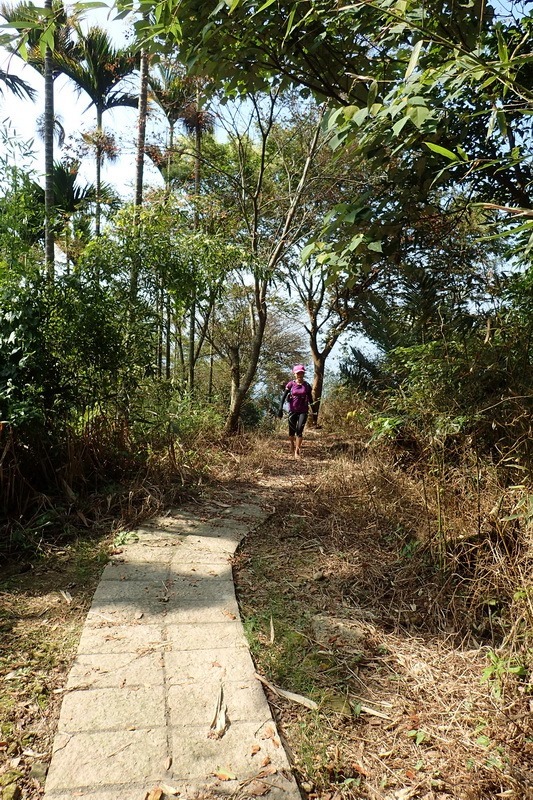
[288,412,308,437]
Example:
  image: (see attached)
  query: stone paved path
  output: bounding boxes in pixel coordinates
[43,495,301,800]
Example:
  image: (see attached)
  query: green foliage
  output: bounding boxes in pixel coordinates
[481,649,529,699]
[127,0,533,266]
[0,274,129,431]
[131,381,225,441]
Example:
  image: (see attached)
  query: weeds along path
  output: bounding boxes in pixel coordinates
[231,428,533,800]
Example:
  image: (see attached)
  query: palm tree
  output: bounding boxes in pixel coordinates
[54,25,137,235]
[147,61,198,191]
[1,0,79,278]
[0,68,36,100]
[17,160,117,265]
[148,62,215,391]
[51,159,116,268]
[43,0,54,274]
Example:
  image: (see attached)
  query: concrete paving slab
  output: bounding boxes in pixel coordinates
[44,786,159,800]
[165,621,248,650]
[175,535,243,554]
[168,679,270,726]
[171,548,232,564]
[100,561,171,581]
[58,684,166,732]
[44,499,302,800]
[169,561,234,579]
[113,543,181,563]
[77,622,164,653]
[165,646,256,684]
[91,577,236,604]
[45,728,168,792]
[86,598,242,626]
[155,600,242,626]
[168,719,288,781]
[67,651,164,689]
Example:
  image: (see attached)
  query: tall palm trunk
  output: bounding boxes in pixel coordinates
[135,46,149,208]
[95,106,103,237]
[166,122,175,195]
[188,101,202,394]
[130,42,149,315]
[43,0,55,277]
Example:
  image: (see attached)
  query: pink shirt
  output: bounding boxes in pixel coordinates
[285,380,313,413]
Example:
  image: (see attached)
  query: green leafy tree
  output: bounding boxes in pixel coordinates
[123,0,533,261]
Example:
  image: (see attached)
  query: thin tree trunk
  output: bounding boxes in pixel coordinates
[95,107,102,237]
[165,292,171,380]
[157,281,163,378]
[310,355,326,424]
[130,42,149,321]
[43,0,55,278]
[224,279,268,434]
[208,305,215,401]
[135,46,149,208]
[188,99,202,394]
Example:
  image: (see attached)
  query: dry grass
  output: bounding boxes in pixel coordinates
[227,426,533,800]
[0,541,108,798]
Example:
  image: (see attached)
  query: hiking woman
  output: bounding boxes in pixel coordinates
[277,365,315,458]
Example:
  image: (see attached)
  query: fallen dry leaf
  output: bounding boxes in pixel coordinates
[261,725,280,748]
[257,765,277,779]
[214,768,237,781]
[246,780,271,796]
[255,673,317,711]
[209,685,229,739]
[159,783,180,796]
[145,789,164,800]
[251,744,261,756]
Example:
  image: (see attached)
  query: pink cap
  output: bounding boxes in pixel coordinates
[293,364,305,373]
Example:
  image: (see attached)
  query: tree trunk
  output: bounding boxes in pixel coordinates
[165,293,171,380]
[310,353,326,424]
[135,46,149,208]
[208,305,215,401]
[224,284,267,434]
[188,98,202,395]
[130,43,149,320]
[157,281,163,378]
[43,0,54,278]
[95,107,103,238]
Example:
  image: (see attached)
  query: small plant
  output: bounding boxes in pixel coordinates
[367,414,405,443]
[400,538,420,559]
[481,649,528,699]
[113,530,140,547]
[407,729,428,746]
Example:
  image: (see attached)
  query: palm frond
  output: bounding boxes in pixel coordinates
[0,67,36,99]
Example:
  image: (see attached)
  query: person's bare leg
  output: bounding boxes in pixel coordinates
[289,435,296,456]
[295,435,303,458]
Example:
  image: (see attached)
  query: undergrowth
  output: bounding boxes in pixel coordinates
[231,405,532,800]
